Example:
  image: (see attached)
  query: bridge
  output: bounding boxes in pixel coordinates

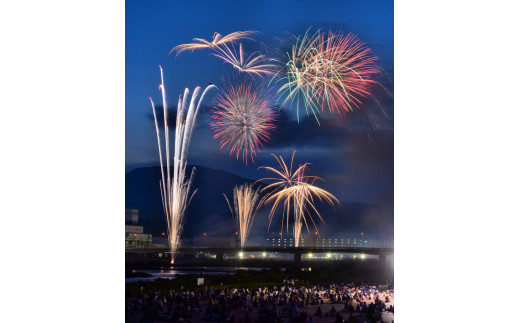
[126,246,394,262]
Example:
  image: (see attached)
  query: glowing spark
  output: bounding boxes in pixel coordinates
[169,31,258,56]
[149,66,215,264]
[212,43,277,77]
[210,81,276,164]
[223,183,262,248]
[272,29,378,122]
[257,151,339,247]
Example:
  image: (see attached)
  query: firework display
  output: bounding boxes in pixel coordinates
[258,151,339,247]
[223,183,262,248]
[144,27,387,250]
[212,43,276,77]
[170,31,258,56]
[272,29,378,123]
[149,66,215,264]
[210,81,276,164]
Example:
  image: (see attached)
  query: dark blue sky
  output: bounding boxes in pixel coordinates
[126,0,394,238]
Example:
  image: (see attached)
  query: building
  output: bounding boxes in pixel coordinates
[125,209,139,224]
[125,209,152,248]
[125,225,152,248]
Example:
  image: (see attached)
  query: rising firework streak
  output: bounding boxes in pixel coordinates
[149,65,215,264]
[223,183,262,249]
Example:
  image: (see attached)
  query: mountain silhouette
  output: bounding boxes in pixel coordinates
[126,166,389,241]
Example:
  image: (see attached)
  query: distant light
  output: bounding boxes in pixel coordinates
[365,240,367,243]
[326,253,331,258]
[308,253,313,258]
[308,267,312,271]
[262,252,267,257]
[361,254,366,259]
[239,252,243,258]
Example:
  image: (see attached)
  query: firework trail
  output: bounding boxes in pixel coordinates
[170,31,258,56]
[272,29,378,123]
[223,183,262,248]
[149,66,215,264]
[257,151,339,247]
[212,43,277,77]
[271,28,322,123]
[210,81,277,165]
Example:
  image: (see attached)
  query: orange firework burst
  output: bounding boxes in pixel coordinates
[169,30,258,56]
[257,151,339,246]
[212,43,277,77]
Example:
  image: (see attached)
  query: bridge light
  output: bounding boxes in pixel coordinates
[326,253,331,258]
[308,253,313,258]
[262,252,267,257]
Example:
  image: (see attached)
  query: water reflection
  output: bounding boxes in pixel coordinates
[126,266,269,283]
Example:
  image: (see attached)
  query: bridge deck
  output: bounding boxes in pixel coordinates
[126,246,393,255]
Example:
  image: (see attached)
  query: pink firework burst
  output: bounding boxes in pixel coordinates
[211,82,277,164]
[273,29,379,121]
[306,31,379,114]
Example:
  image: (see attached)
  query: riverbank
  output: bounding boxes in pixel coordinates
[126,263,393,296]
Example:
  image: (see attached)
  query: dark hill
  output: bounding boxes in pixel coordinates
[126,166,386,240]
[125,165,260,237]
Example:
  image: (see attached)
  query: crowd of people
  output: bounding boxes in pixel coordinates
[126,282,394,323]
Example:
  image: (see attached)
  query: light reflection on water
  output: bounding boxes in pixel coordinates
[125,267,269,283]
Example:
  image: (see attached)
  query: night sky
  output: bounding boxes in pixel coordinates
[126,0,394,240]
